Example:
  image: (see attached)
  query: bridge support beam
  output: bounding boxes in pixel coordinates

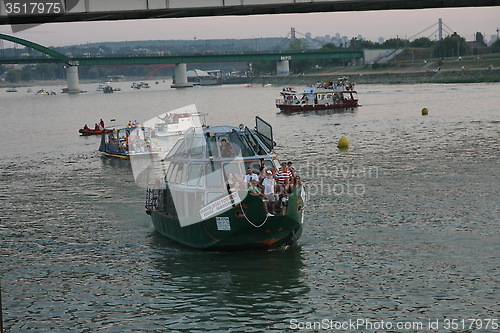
[276,60,290,76]
[171,63,193,88]
[64,65,80,93]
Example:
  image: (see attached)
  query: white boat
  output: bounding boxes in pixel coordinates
[144,105,204,138]
[276,77,358,112]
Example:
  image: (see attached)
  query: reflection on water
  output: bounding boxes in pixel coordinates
[149,235,308,331]
[277,107,358,117]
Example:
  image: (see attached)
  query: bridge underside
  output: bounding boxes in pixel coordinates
[1,0,499,25]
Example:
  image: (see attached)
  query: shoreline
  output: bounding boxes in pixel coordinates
[246,69,500,85]
[2,69,500,88]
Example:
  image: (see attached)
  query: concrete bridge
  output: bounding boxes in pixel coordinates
[1,0,499,25]
[0,33,364,90]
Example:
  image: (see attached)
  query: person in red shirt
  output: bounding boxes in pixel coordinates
[276,162,293,194]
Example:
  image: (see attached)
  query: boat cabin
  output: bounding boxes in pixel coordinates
[148,117,280,226]
[151,112,202,137]
[99,126,155,158]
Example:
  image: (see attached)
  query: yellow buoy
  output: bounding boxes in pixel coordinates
[338,137,350,148]
[421,107,429,115]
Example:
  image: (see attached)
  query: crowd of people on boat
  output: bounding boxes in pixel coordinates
[278,77,355,107]
[161,112,193,124]
[127,120,140,127]
[314,77,355,90]
[81,119,106,132]
[225,161,304,217]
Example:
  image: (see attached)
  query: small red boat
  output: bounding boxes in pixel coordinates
[79,128,101,136]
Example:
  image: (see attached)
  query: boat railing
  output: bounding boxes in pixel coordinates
[145,188,162,210]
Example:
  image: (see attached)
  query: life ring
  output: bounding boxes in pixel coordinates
[297,199,304,212]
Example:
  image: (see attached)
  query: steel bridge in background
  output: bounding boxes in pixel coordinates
[0,32,364,90]
[0,33,364,65]
[0,0,499,26]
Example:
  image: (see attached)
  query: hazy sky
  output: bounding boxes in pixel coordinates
[1,6,499,47]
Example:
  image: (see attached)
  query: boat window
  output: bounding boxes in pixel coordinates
[255,116,274,150]
[245,127,272,155]
[244,127,260,155]
[218,135,238,158]
[186,192,196,217]
[169,163,179,183]
[183,130,195,155]
[228,131,252,157]
[252,133,272,154]
[187,164,203,186]
[245,161,263,174]
[262,159,274,170]
[206,135,219,158]
[175,163,186,184]
[165,162,174,182]
[190,136,205,158]
[165,138,184,159]
[205,163,222,187]
[223,162,243,179]
[106,131,117,144]
[223,162,245,191]
[118,129,129,141]
[206,192,224,204]
[198,167,205,187]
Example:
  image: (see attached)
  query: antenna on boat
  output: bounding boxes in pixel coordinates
[202,114,207,128]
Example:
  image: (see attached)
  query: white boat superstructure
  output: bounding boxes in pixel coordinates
[144,105,204,138]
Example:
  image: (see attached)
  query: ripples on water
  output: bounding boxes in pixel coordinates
[0,83,498,332]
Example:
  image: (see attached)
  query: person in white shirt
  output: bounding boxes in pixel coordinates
[262,170,276,199]
[244,167,258,187]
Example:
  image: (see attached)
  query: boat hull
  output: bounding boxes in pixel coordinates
[79,128,110,136]
[277,100,358,112]
[147,186,305,250]
[101,151,131,159]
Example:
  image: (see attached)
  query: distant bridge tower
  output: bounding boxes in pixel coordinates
[290,27,296,41]
[438,18,443,40]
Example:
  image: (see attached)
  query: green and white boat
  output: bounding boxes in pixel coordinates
[145,116,305,250]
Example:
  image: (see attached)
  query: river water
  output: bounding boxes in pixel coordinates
[0,81,498,332]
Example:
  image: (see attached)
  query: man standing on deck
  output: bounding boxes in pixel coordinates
[276,162,293,193]
[244,167,259,188]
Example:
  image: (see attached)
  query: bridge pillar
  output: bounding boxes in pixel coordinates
[276,60,290,76]
[171,63,193,88]
[65,65,80,93]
